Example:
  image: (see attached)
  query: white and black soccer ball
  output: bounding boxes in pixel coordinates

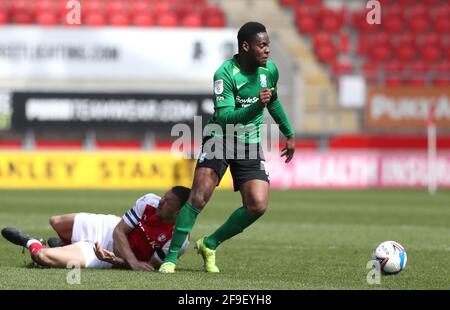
[372,241,407,274]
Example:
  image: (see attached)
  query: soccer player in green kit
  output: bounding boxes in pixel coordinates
[159,22,295,273]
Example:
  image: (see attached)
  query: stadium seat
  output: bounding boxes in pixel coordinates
[130,1,150,17]
[432,19,450,34]
[385,77,403,87]
[408,18,429,34]
[393,33,415,49]
[297,16,317,34]
[11,12,34,25]
[85,13,107,27]
[408,61,428,75]
[383,16,403,33]
[406,78,427,87]
[157,12,178,27]
[34,0,57,14]
[0,11,8,25]
[109,13,130,27]
[371,46,391,62]
[312,32,333,49]
[204,15,225,28]
[36,12,59,26]
[433,78,450,86]
[316,44,336,63]
[182,14,203,28]
[279,0,297,7]
[421,46,441,63]
[106,1,129,15]
[395,46,416,63]
[384,60,404,75]
[133,14,154,27]
[332,61,353,75]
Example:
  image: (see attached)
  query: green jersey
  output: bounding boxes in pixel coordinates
[206,55,293,144]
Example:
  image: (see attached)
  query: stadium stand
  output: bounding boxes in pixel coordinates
[279,0,449,87]
[0,0,226,28]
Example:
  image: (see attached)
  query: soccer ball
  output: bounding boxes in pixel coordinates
[372,241,407,274]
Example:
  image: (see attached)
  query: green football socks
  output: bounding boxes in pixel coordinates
[164,202,200,264]
[204,206,261,250]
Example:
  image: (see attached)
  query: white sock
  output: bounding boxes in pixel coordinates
[26,239,41,249]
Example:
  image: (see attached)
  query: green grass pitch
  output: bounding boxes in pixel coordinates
[0,189,449,290]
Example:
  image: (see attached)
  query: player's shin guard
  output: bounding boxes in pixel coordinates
[164,202,200,264]
[204,206,261,250]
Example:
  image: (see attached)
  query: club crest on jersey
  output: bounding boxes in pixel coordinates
[214,80,224,95]
[157,233,167,242]
[260,74,267,88]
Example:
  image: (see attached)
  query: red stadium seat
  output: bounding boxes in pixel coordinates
[106,1,129,15]
[82,0,104,15]
[362,62,379,84]
[295,4,314,19]
[316,44,336,63]
[384,60,404,75]
[157,12,178,27]
[370,46,390,62]
[384,5,403,19]
[109,13,130,26]
[432,19,450,34]
[322,16,342,33]
[297,16,317,34]
[421,46,441,62]
[397,0,415,6]
[332,61,353,75]
[130,1,150,17]
[36,12,59,26]
[433,78,450,86]
[182,14,202,28]
[393,33,415,49]
[395,46,416,63]
[34,0,57,14]
[204,15,225,28]
[423,0,440,7]
[370,32,390,49]
[406,78,427,87]
[279,0,297,7]
[408,61,429,74]
[421,33,441,48]
[434,61,450,74]
[0,11,8,25]
[407,4,428,19]
[408,18,429,34]
[383,16,403,33]
[11,12,34,24]
[85,13,107,27]
[133,14,154,27]
[339,32,350,54]
[313,32,332,49]
[10,0,29,14]
[153,2,173,16]
[385,77,403,87]
[200,5,224,21]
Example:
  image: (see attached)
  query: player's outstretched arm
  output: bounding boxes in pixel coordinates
[268,99,295,163]
[113,220,154,271]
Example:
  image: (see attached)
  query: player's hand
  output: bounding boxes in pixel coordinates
[128,260,155,271]
[281,136,295,163]
[94,242,117,264]
[259,88,273,108]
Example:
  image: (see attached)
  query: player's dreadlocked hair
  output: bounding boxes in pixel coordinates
[237,21,267,50]
[170,186,191,206]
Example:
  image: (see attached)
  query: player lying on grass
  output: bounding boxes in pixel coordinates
[1,186,190,271]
